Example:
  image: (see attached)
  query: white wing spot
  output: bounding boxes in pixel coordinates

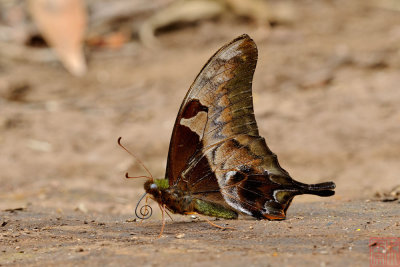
[225,171,237,183]
[217,175,252,216]
[223,187,252,215]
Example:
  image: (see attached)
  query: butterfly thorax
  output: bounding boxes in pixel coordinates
[144,179,195,214]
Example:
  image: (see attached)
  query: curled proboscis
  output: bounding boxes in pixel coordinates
[135,193,152,220]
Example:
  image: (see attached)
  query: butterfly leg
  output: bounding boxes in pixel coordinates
[202,216,235,230]
[185,212,235,230]
[157,204,167,238]
[165,208,174,221]
[157,202,173,221]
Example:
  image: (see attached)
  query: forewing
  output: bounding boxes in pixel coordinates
[165,34,262,185]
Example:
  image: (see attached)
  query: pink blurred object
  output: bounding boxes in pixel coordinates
[28,0,87,76]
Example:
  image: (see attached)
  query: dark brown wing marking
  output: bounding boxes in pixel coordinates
[165,99,208,186]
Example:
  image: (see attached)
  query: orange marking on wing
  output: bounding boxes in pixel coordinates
[263,212,286,220]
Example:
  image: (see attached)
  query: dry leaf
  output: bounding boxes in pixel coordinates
[28,0,88,76]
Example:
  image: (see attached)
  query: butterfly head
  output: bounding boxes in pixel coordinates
[144,178,169,196]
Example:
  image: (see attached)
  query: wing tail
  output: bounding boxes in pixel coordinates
[292,180,336,197]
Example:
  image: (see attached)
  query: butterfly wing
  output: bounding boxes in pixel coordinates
[165,34,262,208]
[166,34,335,219]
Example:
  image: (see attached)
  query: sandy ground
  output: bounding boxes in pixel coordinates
[1,201,399,266]
[1,0,400,266]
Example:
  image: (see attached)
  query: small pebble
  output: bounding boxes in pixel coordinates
[175,233,185,239]
[75,203,88,213]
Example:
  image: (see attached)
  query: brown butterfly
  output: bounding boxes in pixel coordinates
[121,34,335,231]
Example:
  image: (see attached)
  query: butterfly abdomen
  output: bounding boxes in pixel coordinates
[193,199,238,219]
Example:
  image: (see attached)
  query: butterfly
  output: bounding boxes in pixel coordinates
[121,34,335,232]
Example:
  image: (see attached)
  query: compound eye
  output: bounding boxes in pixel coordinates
[150,183,157,190]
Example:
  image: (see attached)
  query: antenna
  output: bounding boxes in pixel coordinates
[117,137,154,181]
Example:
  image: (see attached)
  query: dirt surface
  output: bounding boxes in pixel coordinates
[1,0,400,266]
[1,201,399,266]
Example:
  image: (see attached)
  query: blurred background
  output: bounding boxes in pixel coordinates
[0,0,399,219]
